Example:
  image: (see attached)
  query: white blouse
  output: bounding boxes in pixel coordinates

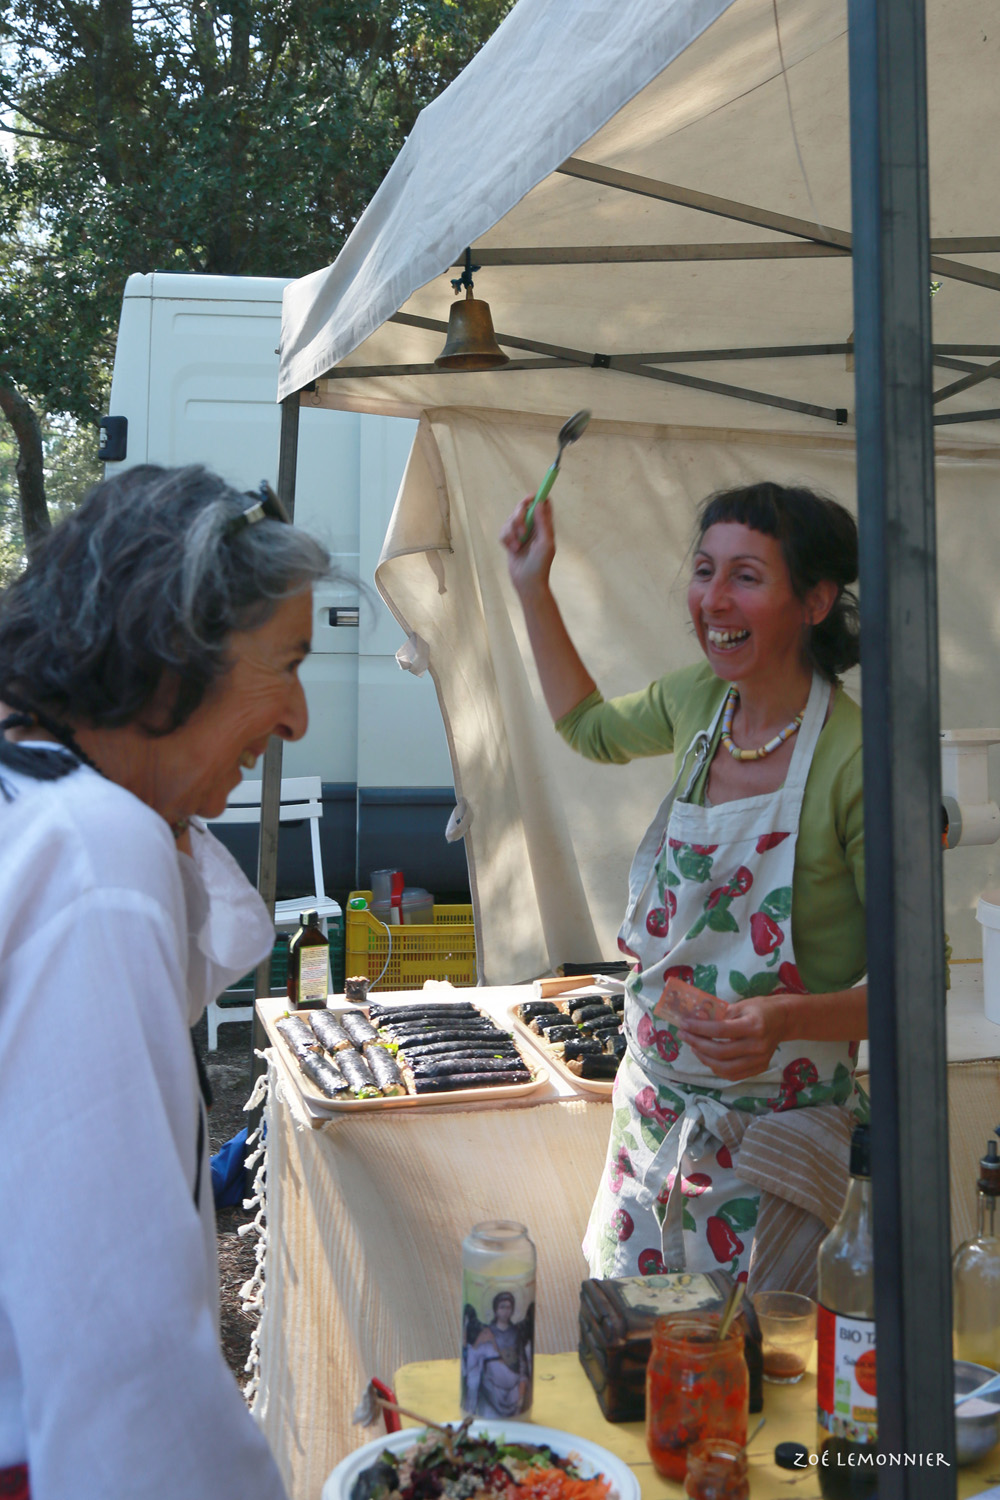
[0,756,288,1499]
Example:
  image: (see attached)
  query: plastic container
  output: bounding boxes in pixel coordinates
[346,889,476,991]
[401,887,434,924]
[646,1313,748,1482]
[976,891,1000,1024]
[370,869,401,906]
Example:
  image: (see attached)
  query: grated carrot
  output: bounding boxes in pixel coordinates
[506,1467,612,1500]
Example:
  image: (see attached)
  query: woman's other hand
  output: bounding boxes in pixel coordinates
[500,494,556,598]
[678,994,791,1080]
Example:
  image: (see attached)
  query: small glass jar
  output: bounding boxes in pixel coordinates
[684,1438,750,1500]
[646,1313,749,1483]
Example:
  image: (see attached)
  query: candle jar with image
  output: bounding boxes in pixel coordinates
[460,1221,536,1418]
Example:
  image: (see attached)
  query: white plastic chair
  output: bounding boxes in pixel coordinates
[204,775,342,1049]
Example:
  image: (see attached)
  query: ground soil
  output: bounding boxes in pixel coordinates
[191,1012,261,1390]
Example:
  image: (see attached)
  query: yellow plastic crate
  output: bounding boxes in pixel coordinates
[344,890,477,991]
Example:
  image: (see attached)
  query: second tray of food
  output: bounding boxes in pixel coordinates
[509,990,625,1098]
[264,997,549,1113]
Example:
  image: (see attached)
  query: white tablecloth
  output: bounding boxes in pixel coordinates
[252,986,613,1500]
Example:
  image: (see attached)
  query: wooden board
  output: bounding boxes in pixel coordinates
[261,999,549,1114]
[509,1003,619,1099]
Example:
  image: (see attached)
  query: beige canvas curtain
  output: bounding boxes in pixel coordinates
[376,409,1000,982]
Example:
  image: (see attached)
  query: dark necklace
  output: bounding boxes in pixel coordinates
[2,687,102,772]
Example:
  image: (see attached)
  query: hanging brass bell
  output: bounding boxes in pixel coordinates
[434,290,510,370]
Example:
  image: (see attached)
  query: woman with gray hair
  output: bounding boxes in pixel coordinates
[0,465,331,1500]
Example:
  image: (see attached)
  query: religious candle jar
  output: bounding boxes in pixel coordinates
[646,1313,749,1483]
[684,1437,750,1500]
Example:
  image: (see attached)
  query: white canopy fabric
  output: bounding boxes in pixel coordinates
[281,0,1000,980]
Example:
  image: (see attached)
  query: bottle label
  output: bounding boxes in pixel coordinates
[817,1304,877,1443]
[460,1267,534,1419]
[298,945,329,1003]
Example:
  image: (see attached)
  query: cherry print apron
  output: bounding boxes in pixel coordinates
[584,672,861,1280]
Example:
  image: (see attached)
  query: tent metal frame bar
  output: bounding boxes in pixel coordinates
[374,312,848,423]
[933,356,1000,404]
[934,407,1000,426]
[449,237,1000,267]
[848,0,954,1492]
[327,315,998,424]
[557,156,1000,295]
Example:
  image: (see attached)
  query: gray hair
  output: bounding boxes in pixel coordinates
[0,464,333,733]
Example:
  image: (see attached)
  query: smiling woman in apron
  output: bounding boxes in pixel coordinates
[501,481,866,1294]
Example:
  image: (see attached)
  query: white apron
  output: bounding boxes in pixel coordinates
[583,672,861,1279]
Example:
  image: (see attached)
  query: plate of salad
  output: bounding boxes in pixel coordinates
[321,1418,640,1500]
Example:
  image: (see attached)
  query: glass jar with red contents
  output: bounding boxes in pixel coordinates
[684,1437,749,1500]
[646,1313,749,1482]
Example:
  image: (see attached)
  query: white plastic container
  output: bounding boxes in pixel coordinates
[401,887,434,924]
[975,891,1000,1025]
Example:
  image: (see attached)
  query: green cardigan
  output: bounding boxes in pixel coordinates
[556,662,865,995]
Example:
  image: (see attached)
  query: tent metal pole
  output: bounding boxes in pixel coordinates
[250,393,302,1113]
[847,0,954,1492]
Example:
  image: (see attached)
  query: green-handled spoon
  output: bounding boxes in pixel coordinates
[521,408,591,539]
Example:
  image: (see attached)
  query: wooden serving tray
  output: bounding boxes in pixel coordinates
[261,998,548,1114]
[508,1002,619,1099]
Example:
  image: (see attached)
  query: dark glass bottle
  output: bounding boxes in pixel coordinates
[817,1123,876,1498]
[287,910,329,1008]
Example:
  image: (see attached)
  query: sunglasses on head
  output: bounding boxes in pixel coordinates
[224,480,290,537]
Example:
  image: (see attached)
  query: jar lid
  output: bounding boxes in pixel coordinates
[774,1441,810,1471]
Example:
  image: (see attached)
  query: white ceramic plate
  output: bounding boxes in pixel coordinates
[321,1419,640,1500]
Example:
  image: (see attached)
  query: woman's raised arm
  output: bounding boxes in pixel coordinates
[500,495,598,723]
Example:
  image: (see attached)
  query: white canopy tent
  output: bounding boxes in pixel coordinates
[263,0,994,1481]
[278,0,1000,984]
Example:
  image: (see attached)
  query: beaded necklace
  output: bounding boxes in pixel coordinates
[720,684,807,762]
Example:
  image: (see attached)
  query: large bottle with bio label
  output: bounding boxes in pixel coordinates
[460,1221,535,1418]
[816,1123,876,1498]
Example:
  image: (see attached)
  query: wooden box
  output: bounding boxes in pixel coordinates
[578,1271,764,1422]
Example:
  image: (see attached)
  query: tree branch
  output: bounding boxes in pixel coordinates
[0,372,50,557]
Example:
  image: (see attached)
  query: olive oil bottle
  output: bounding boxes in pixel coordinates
[287,910,329,1009]
[816,1123,876,1498]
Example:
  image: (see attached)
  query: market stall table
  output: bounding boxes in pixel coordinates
[394,1352,1000,1499]
[251,968,1000,1500]
[252,985,615,1500]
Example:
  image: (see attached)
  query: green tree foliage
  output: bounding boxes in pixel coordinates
[0,0,513,561]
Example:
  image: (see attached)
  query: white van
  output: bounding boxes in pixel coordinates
[104,272,466,898]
